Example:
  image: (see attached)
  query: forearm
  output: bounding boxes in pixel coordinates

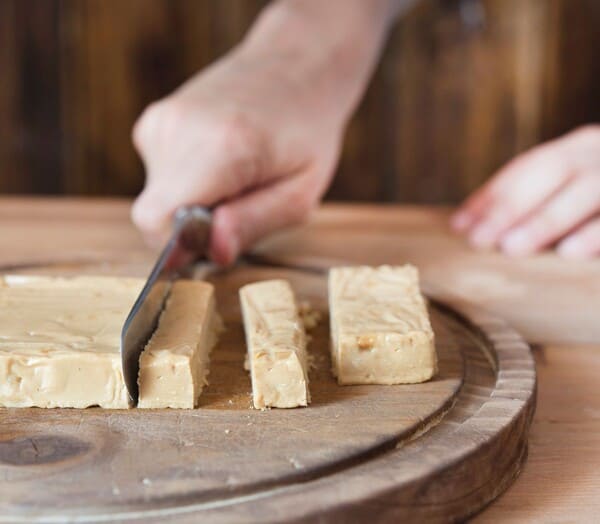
[133,0,417,263]
[237,0,415,125]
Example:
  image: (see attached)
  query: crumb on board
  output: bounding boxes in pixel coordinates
[306,353,317,371]
[298,300,322,330]
[289,457,303,469]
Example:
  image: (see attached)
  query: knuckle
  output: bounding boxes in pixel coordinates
[533,210,563,236]
[156,98,190,134]
[133,98,190,149]
[214,113,261,157]
[133,101,162,144]
[133,101,165,150]
[212,114,264,185]
[131,116,146,151]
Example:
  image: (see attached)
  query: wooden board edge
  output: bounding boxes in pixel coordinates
[44,294,535,524]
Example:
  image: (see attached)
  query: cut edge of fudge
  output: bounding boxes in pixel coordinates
[138,279,221,409]
[239,279,310,409]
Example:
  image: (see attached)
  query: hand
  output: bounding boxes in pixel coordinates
[131,0,397,265]
[132,50,341,266]
[451,125,600,259]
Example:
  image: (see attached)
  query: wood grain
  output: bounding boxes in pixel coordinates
[1,197,599,343]
[0,197,597,522]
[474,344,600,523]
[0,0,62,193]
[0,263,535,522]
[256,205,600,346]
[0,0,599,201]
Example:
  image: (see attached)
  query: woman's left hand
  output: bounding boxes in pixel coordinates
[451,125,600,259]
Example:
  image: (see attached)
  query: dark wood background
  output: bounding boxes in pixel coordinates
[0,0,598,203]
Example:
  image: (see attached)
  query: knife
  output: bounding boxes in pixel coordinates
[120,205,212,404]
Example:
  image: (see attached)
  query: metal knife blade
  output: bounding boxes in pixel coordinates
[120,205,211,403]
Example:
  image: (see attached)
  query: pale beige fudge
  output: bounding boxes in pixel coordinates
[329,265,437,385]
[0,275,143,409]
[138,280,220,409]
[239,279,310,409]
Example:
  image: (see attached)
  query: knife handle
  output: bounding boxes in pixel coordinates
[174,205,212,253]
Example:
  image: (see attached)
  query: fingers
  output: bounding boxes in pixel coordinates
[450,186,494,232]
[452,143,574,248]
[131,99,268,243]
[452,125,600,257]
[209,171,322,266]
[557,216,600,259]
[131,189,172,248]
[500,172,600,255]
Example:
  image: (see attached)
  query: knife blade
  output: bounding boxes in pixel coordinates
[120,205,211,403]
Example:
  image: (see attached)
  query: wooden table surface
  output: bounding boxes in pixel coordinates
[1,197,599,523]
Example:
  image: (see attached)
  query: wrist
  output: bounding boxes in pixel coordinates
[237,0,397,121]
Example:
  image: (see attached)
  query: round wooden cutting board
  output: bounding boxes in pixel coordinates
[0,263,536,523]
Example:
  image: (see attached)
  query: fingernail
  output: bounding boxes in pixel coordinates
[469,224,497,248]
[501,229,532,256]
[451,212,472,232]
[557,237,587,259]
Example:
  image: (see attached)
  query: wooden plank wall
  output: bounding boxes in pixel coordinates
[0,0,598,203]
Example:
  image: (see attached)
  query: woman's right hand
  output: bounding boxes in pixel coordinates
[131,48,343,266]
